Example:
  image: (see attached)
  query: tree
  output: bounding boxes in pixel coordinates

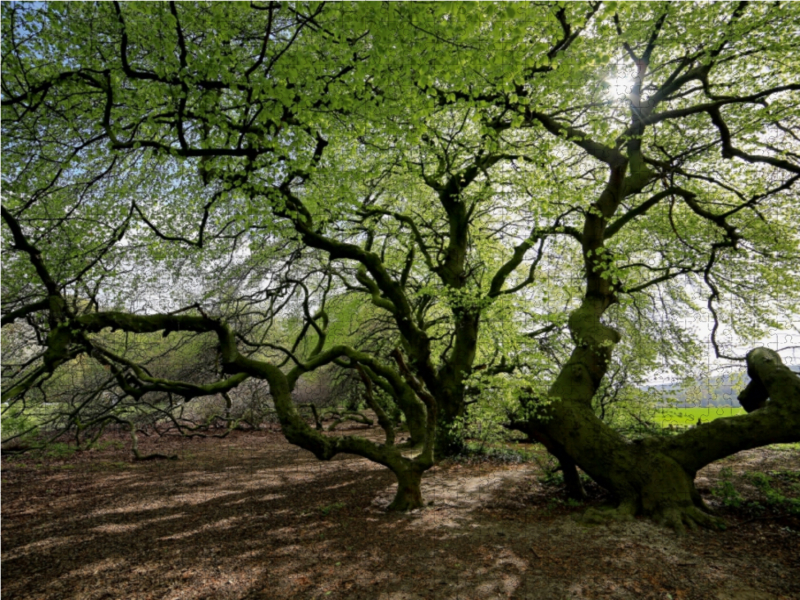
[3,1,800,528]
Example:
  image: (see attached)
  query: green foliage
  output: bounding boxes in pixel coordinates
[712,467,800,516]
[1,409,40,443]
[711,468,744,509]
[36,442,78,460]
[2,1,800,518]
[744,471,800,516]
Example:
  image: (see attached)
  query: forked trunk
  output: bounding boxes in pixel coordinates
[529,399,722,532]
[529,347,800,532]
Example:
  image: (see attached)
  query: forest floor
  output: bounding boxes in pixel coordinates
[2,425,799,600]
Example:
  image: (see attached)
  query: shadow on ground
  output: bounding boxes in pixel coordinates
[2,429,798,600]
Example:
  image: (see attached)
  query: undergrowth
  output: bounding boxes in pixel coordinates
[712,467,800,518]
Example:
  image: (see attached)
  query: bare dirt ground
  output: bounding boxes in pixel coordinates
[2,425,799,600]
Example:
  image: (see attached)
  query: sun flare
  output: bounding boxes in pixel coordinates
[606,76,635,100]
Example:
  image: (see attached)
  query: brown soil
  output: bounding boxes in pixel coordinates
[2,426,799,600]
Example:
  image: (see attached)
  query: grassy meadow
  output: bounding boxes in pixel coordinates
[653,406,746,427]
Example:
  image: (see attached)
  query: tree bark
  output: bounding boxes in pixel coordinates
[387,465,425,511]
[526,429,587,500]
[434,399,466,457]
[526,397,722,531]
[523,346,800,532]
[261,357,434,512]
[554,451,587,501]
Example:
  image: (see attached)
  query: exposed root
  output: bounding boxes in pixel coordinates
[577,505,635,527]
[654,505,726,535]
[577,500,726,535]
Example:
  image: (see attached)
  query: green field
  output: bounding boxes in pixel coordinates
[654,407,746,427]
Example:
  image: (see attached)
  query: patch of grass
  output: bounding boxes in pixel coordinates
[41,443,77,460]
[92,440,125,451]
[771,442,800,452]
[711,467,800,516]
[319,501,346,516]
[744,471,800,516]
[654,407,746,427]
[539,469,565,487]
[711,467,744,509]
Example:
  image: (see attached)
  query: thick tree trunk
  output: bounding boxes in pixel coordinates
[387,465,424,511]
[525,346,800,532]
[526,399,721,531]
[260,360,434,512]
[512,169,742,531]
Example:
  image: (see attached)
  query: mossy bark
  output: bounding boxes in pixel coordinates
[524,342,800,532]
[387,466,425,511]
[524,394,724,532]
[259,356,434,512]
[514,164,742,532]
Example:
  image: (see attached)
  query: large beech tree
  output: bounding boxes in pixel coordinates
[3,2,800,528]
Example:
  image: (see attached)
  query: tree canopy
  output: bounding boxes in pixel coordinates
[3,1,800,529]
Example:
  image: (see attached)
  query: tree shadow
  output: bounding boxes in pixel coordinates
[3,434,799,600]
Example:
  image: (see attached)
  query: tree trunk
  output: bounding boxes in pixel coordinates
[262,359,434,512]
[523,346,800,532]
[387,465,424,511]
[514,161,800,531]
[555,451,587,501]
[526,429,587,500]
[526,400,719,531]
[434,403,466,457]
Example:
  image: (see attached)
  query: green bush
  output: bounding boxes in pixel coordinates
[1,410,40,443]
[44,442,77,460]
[745,471,800,516]
[711,467,744,508]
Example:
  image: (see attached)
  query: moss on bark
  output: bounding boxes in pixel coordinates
[387,466,425,511]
